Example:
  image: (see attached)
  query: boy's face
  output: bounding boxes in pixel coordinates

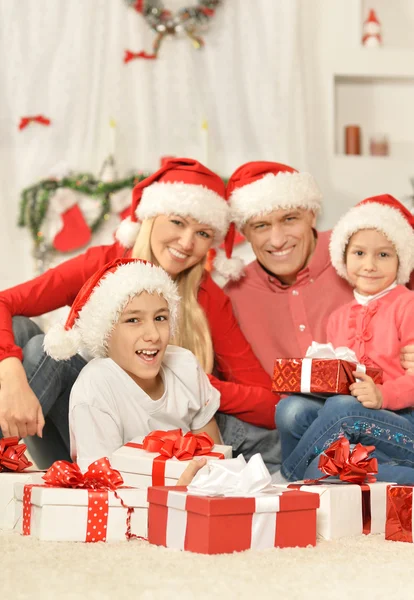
[346,229,398,296]
[107,292,170,387]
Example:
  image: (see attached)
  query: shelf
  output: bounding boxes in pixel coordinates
[332,48,414,78]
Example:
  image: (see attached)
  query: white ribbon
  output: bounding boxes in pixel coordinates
[187,454,272,497]
[300,342,366,393]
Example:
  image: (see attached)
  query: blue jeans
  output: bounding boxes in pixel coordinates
[276,394,414,482]
[11,316,87,468]
[215,412,281,474]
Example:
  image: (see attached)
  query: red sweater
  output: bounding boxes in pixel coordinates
[0,242,277,429]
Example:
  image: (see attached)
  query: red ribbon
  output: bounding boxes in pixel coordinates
[133,0,144,12]
[23,458,142,542]
[315,437,378,484]
[126,429,224,486]
[18,115,51,130]
[123,49,157,63]
[0,437,33,472]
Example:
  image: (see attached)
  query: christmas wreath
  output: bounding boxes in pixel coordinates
[124,0,222,58]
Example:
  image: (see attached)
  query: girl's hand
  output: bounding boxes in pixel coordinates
[176,457,207,486]
[400,345,414,374]
[349,371,383,409]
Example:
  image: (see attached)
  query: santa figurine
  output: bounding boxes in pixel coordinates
[362,9,382,47]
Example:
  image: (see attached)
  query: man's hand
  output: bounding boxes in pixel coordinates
[0,359,45,438]
[400,345,414,374]
[349,371,383,409]
[176,458,207,486]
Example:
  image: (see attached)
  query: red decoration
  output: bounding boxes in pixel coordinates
[0,437,33,472]
[18,115,51,130]
[123,49,157,63]
[126,429,224,485]
[314,437,378,484]
[272,358,382,395]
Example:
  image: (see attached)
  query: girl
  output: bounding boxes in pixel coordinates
[275,194,414,483]
[44,258,222,470]
[0,158,279,468]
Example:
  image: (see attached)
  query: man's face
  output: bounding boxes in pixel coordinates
[243,208,317,284]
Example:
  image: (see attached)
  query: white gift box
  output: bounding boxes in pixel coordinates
[0,470,45,530]
[273,481,393,540]
[14,482,148,542]
[110,436,232,489]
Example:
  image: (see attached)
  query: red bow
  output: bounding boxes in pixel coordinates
[18,115,51,130]
[317,437,378,484]
[42,457,124,490]
[0,437,33,472]
[141,429,215,460]
[123,49,156,63]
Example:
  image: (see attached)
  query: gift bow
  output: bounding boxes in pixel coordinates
[42,457,124,490]
[305,342,364,365]
[0,437,33,472]
[316,437,378,484]
[141,429,216,461]
[18,115,51,130]
[187,454,272,497]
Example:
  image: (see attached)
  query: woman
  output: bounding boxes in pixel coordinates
[0,158,280,468]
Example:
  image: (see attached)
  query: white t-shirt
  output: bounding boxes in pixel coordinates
[69,345,220,470]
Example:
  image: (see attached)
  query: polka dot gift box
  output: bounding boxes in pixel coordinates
[13,458,148,542]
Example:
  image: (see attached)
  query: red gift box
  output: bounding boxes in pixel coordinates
[147,485,319,554]
[385,484,414,543]
[272,358,382,394]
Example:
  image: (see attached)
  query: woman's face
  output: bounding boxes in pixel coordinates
[150,214,215,277]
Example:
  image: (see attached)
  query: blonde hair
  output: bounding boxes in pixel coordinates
[131,218,214,373]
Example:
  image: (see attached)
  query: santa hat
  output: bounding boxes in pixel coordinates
[330,194,414,285]
[43,258,180,360]
[228,161,323,231]
[115,157,243,281]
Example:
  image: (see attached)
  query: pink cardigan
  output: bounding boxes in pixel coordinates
[327,285,414,410]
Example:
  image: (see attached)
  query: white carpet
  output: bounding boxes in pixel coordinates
[3,530,413,600]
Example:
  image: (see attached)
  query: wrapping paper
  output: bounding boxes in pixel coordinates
[0,471,45,530]
[147,455,319,553]
[385,484,414,543]
[272,343,382,394]
[111,431,232,489]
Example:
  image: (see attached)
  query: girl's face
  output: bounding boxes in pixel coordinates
[150,214,215,278]
[107,292,170,390]
[346,229,398,296]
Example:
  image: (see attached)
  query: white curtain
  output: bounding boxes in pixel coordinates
[0,0,308,287]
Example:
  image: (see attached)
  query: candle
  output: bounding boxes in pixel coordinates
[201,119,209,167]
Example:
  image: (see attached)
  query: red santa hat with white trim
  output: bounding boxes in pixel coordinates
[43,258,180,360]
[330,194,414,284]
[115,157,244,280]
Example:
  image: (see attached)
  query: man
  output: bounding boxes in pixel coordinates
[224,161,353,375]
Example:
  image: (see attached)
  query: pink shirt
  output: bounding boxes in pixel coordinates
[225,231,354,375]
[327,285,414,411]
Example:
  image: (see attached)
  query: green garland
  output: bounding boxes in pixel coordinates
[19,172,150,248]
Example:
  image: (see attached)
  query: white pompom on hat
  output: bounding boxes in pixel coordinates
[115,157,243,281]
[329,194,414,285]
[43,258,180,360]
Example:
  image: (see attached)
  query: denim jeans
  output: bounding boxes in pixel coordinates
[276,394,414,482]
[215,412,281,474]
[11,316,87,468]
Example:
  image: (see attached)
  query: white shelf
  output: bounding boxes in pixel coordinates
[332,48,414,78]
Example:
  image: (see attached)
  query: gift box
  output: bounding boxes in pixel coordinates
[272,343,382,394]
[275,480,390,540]
[385,484,414,543]
[147,454,319,554]
[0,470,45,530]
[14,458,148,542]
[147,486,319,554]
[110,430,232,488]
[274,438,392,539]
